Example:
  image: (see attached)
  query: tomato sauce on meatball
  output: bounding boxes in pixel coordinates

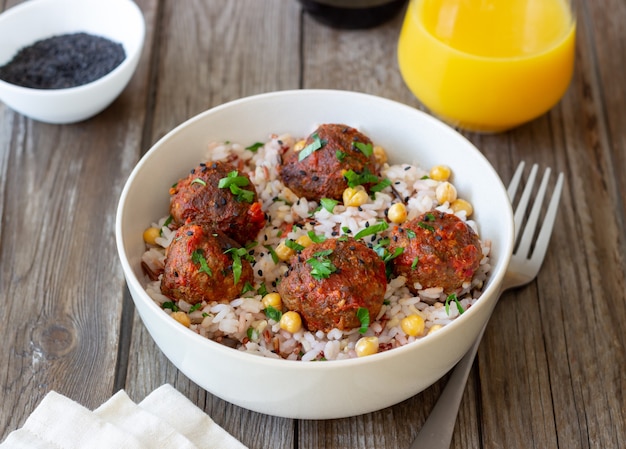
[278,237,387,333]
[278,123,380,201]
[161,223,254,304]
[169,160,265,245]
[388,211,483,294]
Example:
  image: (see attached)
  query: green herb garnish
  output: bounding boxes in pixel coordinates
[335,150,346,162]
[246,142,264,152]
[191,178,207,186]
[370,178,392,193]
[418,222,435,232]
[162,301,179,312]
[285,239,305,252]
[306,249,337,280]
[298,133,326,161]
[354,141,373,157]
[264,245,279,264]
[191,249,212,276]
[218,170,254,202]
[189,303,203,313]
[354,221,389,240]
[445,293,465,315]
[307,230,327,244]
[224,245,255,285]
[320,197,338,213]
[356,307,370,334]
[257,283,268,297]
[411,256,419,269]
[247,327,260,341]
[406,229,416,239]
[343,168,380,188]
[265,305,283,322]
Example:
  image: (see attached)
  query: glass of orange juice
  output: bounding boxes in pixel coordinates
[397,0,576,132]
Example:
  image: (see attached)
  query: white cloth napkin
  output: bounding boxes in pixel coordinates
[0,384,248,449]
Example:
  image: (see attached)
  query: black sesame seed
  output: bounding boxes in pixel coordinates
[190,168,196,174]
[299,170,306,176]
[365,222,370,227]
[404,165,411,171]
[312,175,319,181]
[435,235,442,241]
[258,269,263,276]
[199,162,206,167]
[186,230,194,236]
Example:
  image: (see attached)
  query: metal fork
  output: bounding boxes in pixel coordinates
[410,161,565,449]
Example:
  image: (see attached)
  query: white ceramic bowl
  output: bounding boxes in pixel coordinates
[116,90,514,419]
[0,0,144,124]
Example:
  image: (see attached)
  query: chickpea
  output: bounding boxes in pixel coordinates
[343,185,369,207]
[428,324,443,335]
[171,311,191,328]
[436,181,457,204]
[295,234,313,248]
[274,241,295,261]
[429,165,451,181]
[280,311,302,333]
[293,140,306,152]
[355,336,379,357]
[373,145,388,165]
[400,314,425,337]
[387,203,408,224]
[143,227,160,245]
[450,198,473,217]
[262,293,282,310]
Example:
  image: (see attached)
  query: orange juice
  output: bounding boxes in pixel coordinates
[397,0,576,132]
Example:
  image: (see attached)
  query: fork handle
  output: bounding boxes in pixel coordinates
[409,321,488,449]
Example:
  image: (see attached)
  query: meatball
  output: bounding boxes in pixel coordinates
[161,223,254,305]
[388,211,482,294]
[169,160,265,245]
[278,123,380,201]
[277,237,387,333]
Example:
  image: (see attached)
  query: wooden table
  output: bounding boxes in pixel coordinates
[1,1,625,447]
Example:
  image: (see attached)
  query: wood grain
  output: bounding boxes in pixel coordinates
[1,0,624,447]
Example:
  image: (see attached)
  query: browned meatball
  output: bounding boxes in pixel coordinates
[161,223,254,304]
[388,211,482,294]
[169,160,265,245]
[277,237,387,332]
[278,124,380,201]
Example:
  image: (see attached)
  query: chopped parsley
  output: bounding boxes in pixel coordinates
[191,249,212,276]
[354,221,389,240]
[343,168,380,188]
[406,229,417,239]
[162,301,179,312]
[190,178,207,186]
[189,303,203,313]
[445,293,465,315]
[418,222,435,232]
[354,141,373,157]
[218,170,254,202]
[320,197,338,213]
[224,244,256,285]
[307,230,327,244]
[247,327,260,341]
[298,133,327,161]
[370,178,392,193]
[285,239,305,252]
[264,305,282,322]
[246,142,264,152]
[306,249,337,280]
[335,150,346,162]
[411,256,419,269]
[356,307,370,334]
[257,283,268,297]
[264,244,279,264]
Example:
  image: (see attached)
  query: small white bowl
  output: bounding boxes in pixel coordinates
[0,0,145,124]
[116,89,514,419]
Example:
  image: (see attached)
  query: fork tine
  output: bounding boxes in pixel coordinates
[507,161,525,201]
[529,172,564,265]
[517,167,551,258]
[513,164,539,245]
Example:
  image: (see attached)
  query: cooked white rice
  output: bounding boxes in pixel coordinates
[141,132,491,361]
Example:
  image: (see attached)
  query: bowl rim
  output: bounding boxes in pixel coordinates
[0,0,145,95]
[116,88,515,370]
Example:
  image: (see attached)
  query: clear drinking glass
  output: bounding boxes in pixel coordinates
[397,0,576,133]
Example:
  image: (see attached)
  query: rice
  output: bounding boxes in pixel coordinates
[141,132,492,361]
